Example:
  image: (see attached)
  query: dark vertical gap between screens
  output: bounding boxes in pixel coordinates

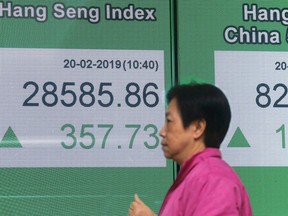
[171,0,181,178]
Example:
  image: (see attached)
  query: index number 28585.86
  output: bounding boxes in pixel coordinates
[22,81,159,108]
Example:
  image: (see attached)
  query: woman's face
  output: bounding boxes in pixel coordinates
[159,98,196,164]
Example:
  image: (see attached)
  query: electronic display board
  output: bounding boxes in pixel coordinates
[0,1,174,215]
[177,1,288,215]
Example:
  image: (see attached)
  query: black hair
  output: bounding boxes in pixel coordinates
[167,83,231,148]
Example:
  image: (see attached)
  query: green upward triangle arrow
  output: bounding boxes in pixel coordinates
[227,127,251,148]
[0,126,22,148]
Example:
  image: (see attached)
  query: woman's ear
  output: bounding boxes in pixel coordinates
[191,119,206,139]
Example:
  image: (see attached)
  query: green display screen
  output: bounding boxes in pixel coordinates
[177,1,288,215]
[0,1,175,215]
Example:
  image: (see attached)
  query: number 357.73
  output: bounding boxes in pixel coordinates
[60,123,159,150]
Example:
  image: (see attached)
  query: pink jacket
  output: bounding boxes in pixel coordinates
[159,148,253,215]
